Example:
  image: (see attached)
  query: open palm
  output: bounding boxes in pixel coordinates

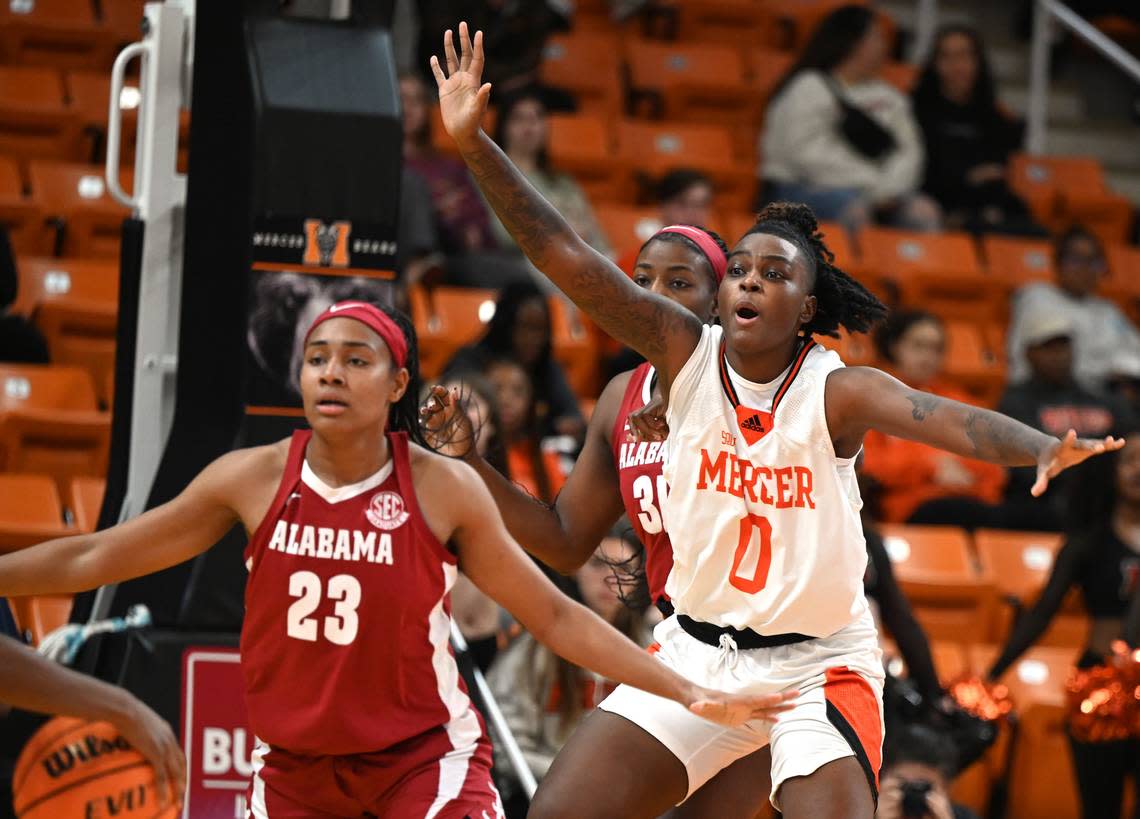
[1032,429,1125,496]
[429,22,491,148]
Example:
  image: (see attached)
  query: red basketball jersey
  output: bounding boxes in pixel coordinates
[612,363,674,604]
[240,431,485,757]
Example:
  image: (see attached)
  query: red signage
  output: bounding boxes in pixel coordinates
[181,648,253,819]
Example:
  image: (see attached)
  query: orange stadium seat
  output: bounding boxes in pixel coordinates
[9,594,72,645]
[549,297,599,399]
[17,256,119,407]
[878,523,997,642]
[614,120,752,209]
[973,529,1088,647]
[546,113,620,204]
[28,160,129,257]
[1009,153,1133,242]
[0,472,68,552]
[859,228,995,320]
[970,644,1083,819]
[625,39,751,131]
[540,32,623,117]
[941,320,1005,406]
[815,327,876,366]
[595,204,663,261]
[67,474,104,532]
[99,0,146,45]
[410,286,496,379]
[659,0,772,51]
[0,0,115,70]
[981,235,1054,290]
[0,154,43,254]
[0,64,80,161]
[0,363,110,499]
[746,47,795,126]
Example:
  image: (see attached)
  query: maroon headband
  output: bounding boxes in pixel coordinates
[304,301,408,369]
[657,225,728,283]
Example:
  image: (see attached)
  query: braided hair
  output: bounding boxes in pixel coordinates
[744,202,887,338]
[638,227,730,289]
[374,303,432,449]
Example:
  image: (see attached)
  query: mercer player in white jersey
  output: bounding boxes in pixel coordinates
[432,23,1123,818]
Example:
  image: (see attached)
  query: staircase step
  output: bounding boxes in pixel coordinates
[1047,123,1140,172]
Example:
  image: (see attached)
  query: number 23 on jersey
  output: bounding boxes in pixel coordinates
[286,571,362,645]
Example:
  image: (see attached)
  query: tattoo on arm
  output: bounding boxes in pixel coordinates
[461,135,697,361]
[902,389,1051,465]
[907,392,938,421]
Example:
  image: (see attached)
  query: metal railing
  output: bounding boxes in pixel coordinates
[1027,0,1140,154]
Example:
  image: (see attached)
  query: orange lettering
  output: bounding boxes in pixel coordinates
[794,466,815,508]
[754,466,774,505]
[774,467,794,508]
[697,449,729,492]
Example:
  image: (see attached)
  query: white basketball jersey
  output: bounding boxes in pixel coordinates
[662,324,870,637]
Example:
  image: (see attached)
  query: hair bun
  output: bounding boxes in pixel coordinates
[755,202,820,240]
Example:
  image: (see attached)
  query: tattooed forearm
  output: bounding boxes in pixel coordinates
[459,132,699,361]
[962,407,1052,464]
[906,392,938,421]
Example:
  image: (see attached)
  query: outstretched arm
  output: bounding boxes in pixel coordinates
[422,378,628,574]
[444,460,796,727]
[0,450,250,597]
[429,23,701,380]
[826,368,1123,496]
[0,636,185,805]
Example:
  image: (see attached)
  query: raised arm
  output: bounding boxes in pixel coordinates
[440,458,795,727]
[0,449,254,597]
[421,379,628,574]
[429,23,700,379]
[826,367,1123,496]
[0,635,185,805]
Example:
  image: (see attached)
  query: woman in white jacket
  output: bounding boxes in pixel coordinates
[760,5,941,233]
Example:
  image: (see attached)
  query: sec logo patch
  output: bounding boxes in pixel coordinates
[366,491,409,530]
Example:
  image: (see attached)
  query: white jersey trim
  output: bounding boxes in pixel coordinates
[424,562,484,819]
[301,457,394,504]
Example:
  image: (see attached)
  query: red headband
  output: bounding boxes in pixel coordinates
[304,301,408,369]
[657,225,728,283]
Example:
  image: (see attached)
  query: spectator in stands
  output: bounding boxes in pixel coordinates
[483,356,567,503]
[1106,349,1140,417]
[400,73,498,255]
[489,89,611,259]
[616,169,716,276]
[488,527,650,811]
[761,4,941,232]
[877,724,981,819]
[998,312,1136,528]
[0,634,185,815]
[912,25,1044,237]
[447,281,583,439]
[1008,226,1140,391]
[862,311,1006,526]
[987,431,1140,819]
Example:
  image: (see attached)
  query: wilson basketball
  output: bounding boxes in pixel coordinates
[13,717,180,819]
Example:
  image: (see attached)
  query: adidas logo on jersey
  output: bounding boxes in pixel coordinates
[740,414,766,433]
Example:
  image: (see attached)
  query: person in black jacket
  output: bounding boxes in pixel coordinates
[912,25,1044,237]
[987,431,1140,819]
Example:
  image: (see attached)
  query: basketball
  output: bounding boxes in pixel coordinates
[13,717,181,819]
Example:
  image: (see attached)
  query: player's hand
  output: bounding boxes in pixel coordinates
[115,698,186,808]
[1031,430,1124,497]
[429,21,491,150]
[420,385,479,460]
[627,393,669,443]
[687,686,797,727]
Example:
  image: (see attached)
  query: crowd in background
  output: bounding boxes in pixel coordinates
[2,2,1139,818]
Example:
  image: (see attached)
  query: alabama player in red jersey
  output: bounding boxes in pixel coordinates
[0,301,795,818]
[433,23,1122,819]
